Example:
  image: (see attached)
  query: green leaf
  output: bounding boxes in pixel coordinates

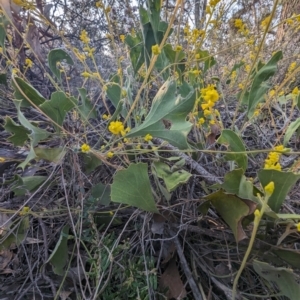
[106,75,125,113]
[218,169,257,202]
[152,161,191,192]
[125,33,144,74]
[18,145,37,170]
[83,153,102,174]
[40,91,77,131]
[253,260,300,299]
[273,249,300,269]
[77,88,97,120]
[126,80,196,149]
[47,225,70,275]
[111,163,158,213]
[258,170,300,213]
[4,116,30,146]
[0,14,9,49]
[34,147,66,163]
[11,175,47,196]
[0,215,30,250]
[48,49,74,81]
[217,130,248,172]
[13,77,46,107]
[283,118,300,146]
[13,100,50,147]
[91,183,111,206]
[202,190,256,242]
[243,51,283,118]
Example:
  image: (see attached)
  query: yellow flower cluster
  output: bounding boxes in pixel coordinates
[152,44,161,55]
[264,181,275,196]
[234,19,249,35]
[144,134,153,142]
[200,84,219,113]
[25,58,33,68]
[80,30,90,44]
[108,121,130,136]
[264,145,285,171]
[81,143,90,153]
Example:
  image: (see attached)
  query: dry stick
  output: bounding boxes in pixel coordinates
[154,138,222,184]
[171,231,203,300]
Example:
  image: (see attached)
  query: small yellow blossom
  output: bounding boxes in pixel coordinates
[191,70,201,75]
[136,144,141,150]
[123,138,129,143]
[108,121,124,135]
[81,71,91,78]
[198,117,205,125]
[107,151,114,158]
[152,44,161,55]
[81,143,90,153]
[102,114,110,120]
[204,109,212,117]
[209,0,220,6]
[209,119,215,125]
[254,209,260,218]
[292,87,299,95]
[195,53,200,59]
[174,45,182,52]
[234,19,244,29]
[25,58,33,68]
[20,206,30,216]
[80,30,90,44]
[264,181,275,196]
[261,16,271,28]
[296,223,300,232]
[120,34,125,42]
[144,134,153,142]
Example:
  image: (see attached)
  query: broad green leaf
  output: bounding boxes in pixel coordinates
[40,91,77,131]
[126,80,196,149]
[48,49,74,81]
[47,224,69,275]
[91,183,111,206]
[77,88,97,120]
[258,170,300,213]
[253,260,300,299]
[111,163,158,213]
[34,147,66,163]
[0,14,9,49]
[243,51,283,118]
[218,169,257,202]
[106,75,122,109]
[4,116,30,146]
[83,153,102,174]
[273,249,300,269]
[11,175,47,196]
[13,100,50,146]
[125,33,144,74]
[217,130,248,172]
[0,215,30,250]
[13,77,46,107]
[202,190,256,242]
[18,145,37,170]
[152,161,191,192]
[283,118,300,146]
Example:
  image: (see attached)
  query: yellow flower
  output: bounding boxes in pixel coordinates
[264,181,275,196]
[288,62,297,73]
[80,30,90,44]
[102,114,110,120]
[152,44,161,55]
[296,223,300,232]
[198,117,205,125]
[209,119,215,125]
[209,0,220,7]
[107,151,114,158]
[81,71,91,78]
[292,87,299,95]
[204,109,212,117]
[120,35,125,42]
[95,1,103,8]
[123,138,129,143]
[20,206,30,216]
[254,209,260,218]
[108,121,124,135]
[174,45,182,52]
[25,58,33,68]
[81,143,90,153]
[195,53,200,59]
[234,19,244,29]
[144,134,153,142]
